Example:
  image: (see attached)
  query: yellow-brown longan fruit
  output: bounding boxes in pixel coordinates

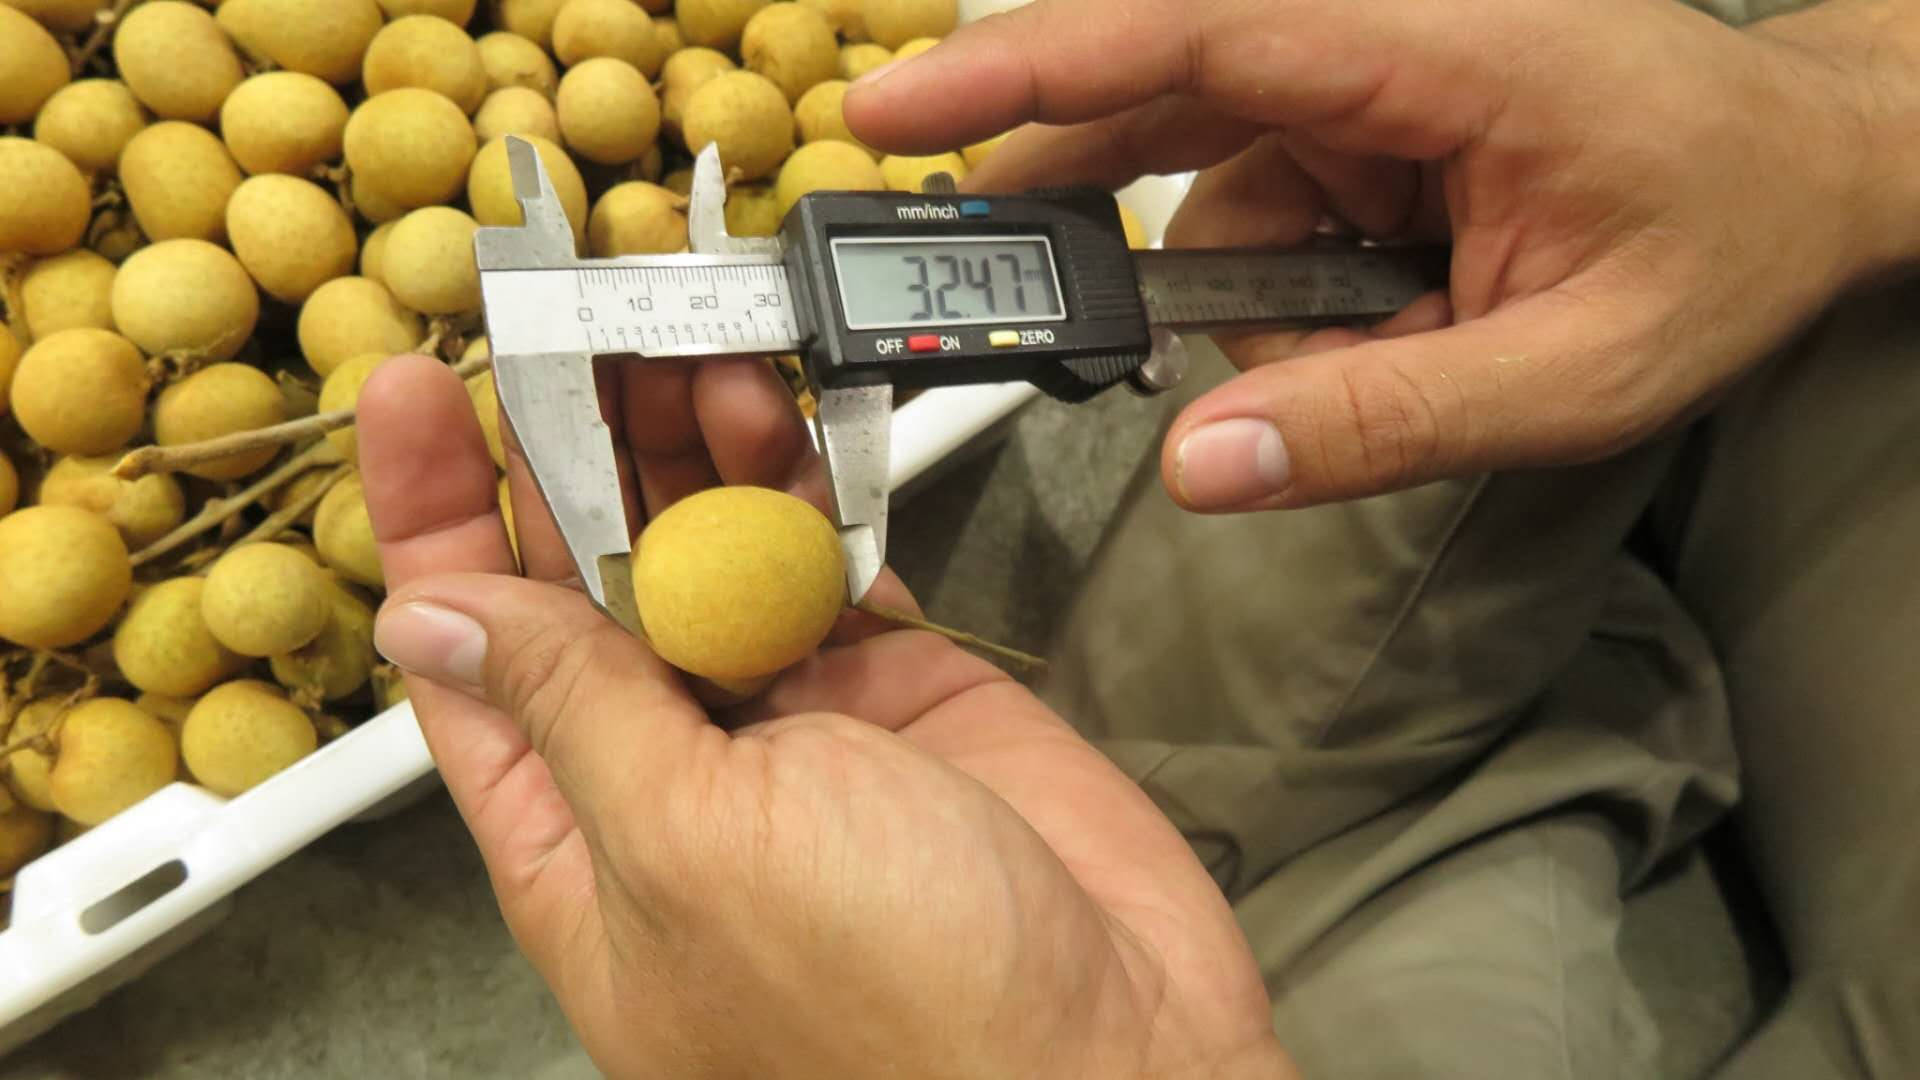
[631,485,845,680]
[0,327,18,417]
[473,86,560,144]
[890,35,938,62]
[344,88,480,211]
[220,72,351,177]
[1117,202,1148,249]
[742,3,839,104]
[49,699,178,826]
[677,0,769,51]
[795,80,877,158]
[227,175,360,304]
[463,353,508,467]
[0,137,89,256]
[553,0,664,77]
[0,505,132,648]
[0,6,69,125]
[119,122,244,244]
[863,0,953,49]
[201,543,331,657]
[11,329,150,457]
[111,239,260,363]
[297,277,423,380]
[181,680,317,797]
[114,577,246,698]
[682,72,794,183]
[723,183,782,238]
[804,0,865,39]
[21,249,117,341]
[32,80,148,176]
[154,363,290,481]
[384,207,482,316]
[491,0,567,48]
[556,58,661,167]
[660,47,735,142]
[637,142,665,182]
[113,1,244,123]
[0,802,52,879]
[588,182,687,257]
[360,220,400,283]
[961,131,1007,170]
[265,465,336,527]
[653,15,684,56]
[880,151,967,193]
[476,30,558,96]
[136,692,196,732]
[317,353,387,460]
[467,134,587,251]
[270,581,375,702]
[363,15,488,115]
[0,453,16,517]
[662,168,694,197]
[497,473,520,565]
[7,0,111,33]
[351,172,407,226]
[377,0,478,20]
[5,701,62,811]
[314,473,384,588]
[218,0,385,85]
[838,42,891,81]
[38,454,186,549]
[776,139,884,216]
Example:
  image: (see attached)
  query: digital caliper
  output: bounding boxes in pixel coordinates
[474,136,1446,635]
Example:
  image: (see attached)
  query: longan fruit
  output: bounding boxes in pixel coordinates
[468,134,588,251]
[120,122,244,244]
[33,80,148,176]
[227,175,360,304]
[0,327,18,417]
[344,88,480,211]
[135,693,196,732]
[317,353,387,460]
[38,455,186,549]
[270,582,375,702]
[464,358,507,468]
[0,6,68,125]
[364,15,488,115]
[491,0,567,48]
[384,207,482,317]
[743,3,839,103]
[776,140,884,216]
[217,0,385,85]
[723,183,782,238]
[111,239,260,363]
[880,151,967,192]
[113,2,244,123]
[556,59,661,167]
[21,249,117,341]
[1117,202,1148,250]
[653,15,684,56]
[7,0,111,33]
[804,0,866,40]
[5,701,62,812]
[49,699,178,826]
[891,36,938,61]
[678,0,769,51]
[588,182,687,257]
[154,363,290,480]
[114,578,246,698]
[553,0,664,77]
[632,486,845,680]
[0,137,89,255]
[0,802,52,879]
[476,30,558,96]
[10,329,150,457]
[961,131,1007,170]
[0,505,132,648]
[660,47,736,142]
[181,680,317,797]
[201,543,331,657]
[662,168,694,197]
[863,0,953,49]
[795,80,877,159]
[375,0,477,25]
[265,466,336,527]
[351,172,408,226]
[314,473,384,588]
[474,86,560,143]
[838,42,891,81]
[360,221,401,283]
[297,277,423,380]
[0,453,16,517]
[637,142,665,181]
[682,72,795,183]
[220,72,350,177]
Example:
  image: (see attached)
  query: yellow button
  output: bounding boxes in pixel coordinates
[988,330,1020,348]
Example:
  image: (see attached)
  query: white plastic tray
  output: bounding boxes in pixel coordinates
[0,2,1193,1052]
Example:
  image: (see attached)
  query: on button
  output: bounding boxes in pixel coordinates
[907,334,942,353]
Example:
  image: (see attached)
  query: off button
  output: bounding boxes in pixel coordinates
[988,330,1020,348]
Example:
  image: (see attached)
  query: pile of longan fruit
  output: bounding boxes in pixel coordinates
[0,0,1075,922]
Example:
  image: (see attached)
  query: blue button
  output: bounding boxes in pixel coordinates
[959,200,990,218]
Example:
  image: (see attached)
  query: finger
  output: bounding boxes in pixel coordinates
[1215,289,1455,371]
[621,363,720,517]
[734,629,1009,733]
[690,358,815,492]
[844,0,1497,158]
[960,97,1260,195]
[1161,284,1663,510]
[1163,135,1325,250]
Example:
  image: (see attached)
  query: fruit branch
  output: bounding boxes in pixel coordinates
[230,462,351,548]
[72,0,142,74]
[853,601,1048,673]
[129,439,343,568]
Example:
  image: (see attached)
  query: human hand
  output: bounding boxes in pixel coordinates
[356,355,1292,1080]
[845,0,1920,511]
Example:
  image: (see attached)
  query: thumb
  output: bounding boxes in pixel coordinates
[1164,290,1671,509]
[375,572,709,842]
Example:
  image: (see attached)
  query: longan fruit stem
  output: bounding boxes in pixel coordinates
[852,601,1048,673]
[129,439,343,567]
[72,0,142,75]
[229,462,350,548]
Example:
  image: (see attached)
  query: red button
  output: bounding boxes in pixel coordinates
[907,334,942,353]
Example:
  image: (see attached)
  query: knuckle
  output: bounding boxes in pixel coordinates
[1327,360,1447,492]
[492,622,621,752]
